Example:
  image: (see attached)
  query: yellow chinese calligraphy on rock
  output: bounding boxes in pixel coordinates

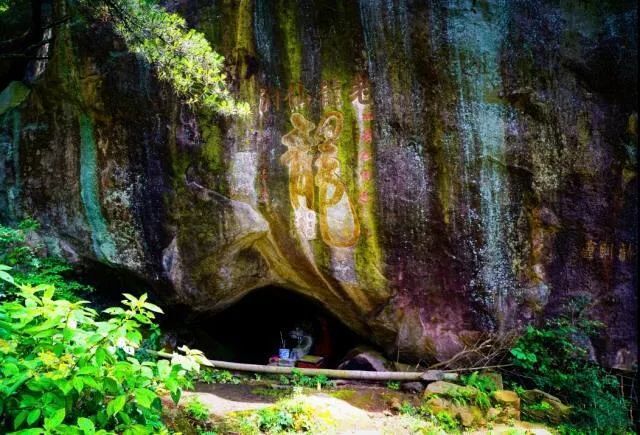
[280,113,316,210]
[314,111,360,247]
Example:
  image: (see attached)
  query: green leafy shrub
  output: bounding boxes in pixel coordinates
[461,371,497,394]
[198,368,241,385]
[184,397,210,422]
[399,401,418,416]
[79,0,249,116]
[0,267,202,434]
[508,296,631,432]
[524,400,552,413]
[433,411,458,432]
[0,221,92,302]
[386,380,401,390]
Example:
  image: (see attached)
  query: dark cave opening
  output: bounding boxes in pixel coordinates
[66,262,379,369]
[165,286,370,368]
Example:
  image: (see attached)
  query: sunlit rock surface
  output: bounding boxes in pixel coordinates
[0,0,636,368]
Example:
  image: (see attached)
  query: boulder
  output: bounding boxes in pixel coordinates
[388,397,402,413]
[457,406,476,427]
[492,390,521,421]
[424,381,474,397]
[400,381,425,394]
[424,396,452,415]
[493,390,520,408]
[337,346,394,372]
[486,407,501,422]
[424,396,483,428]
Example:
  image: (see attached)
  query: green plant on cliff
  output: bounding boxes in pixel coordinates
[508,296,631,432]
[0,220,92,302]
[0,267,204,434]
[1,0,248,115]
[78,0,249,116]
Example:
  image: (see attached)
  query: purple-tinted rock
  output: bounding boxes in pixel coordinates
[0,0,635,368]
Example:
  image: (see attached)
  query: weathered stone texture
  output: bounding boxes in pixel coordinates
[0,0,636,368]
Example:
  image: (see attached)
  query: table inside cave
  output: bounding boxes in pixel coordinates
[268,354,325,368]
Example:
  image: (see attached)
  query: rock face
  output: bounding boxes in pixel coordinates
[0,0,637,368]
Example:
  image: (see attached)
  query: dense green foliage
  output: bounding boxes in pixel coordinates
[80,0,249,116]
[508,297,631,432]
[0,267,203,435]
[0,220,91,302]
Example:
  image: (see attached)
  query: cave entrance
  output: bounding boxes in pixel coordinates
[178,286,367,368]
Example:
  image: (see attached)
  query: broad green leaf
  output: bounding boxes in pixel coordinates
[2,362,19,376]
[134,387,157,408]
[103,377,119,393]
[79,375,100,391]
[106,394,126,417]
[72,377,84,393]
[57,380,73,395]
[77,417,95,435]
[122,293,137,303]
[117,411,131,425]
[102,307,124,316]
[14,409,29,430]
[43,285,55,300]
[0,270,15,284]
[44,408,65,430]
[157,359,171,378]
[95,347,109,365]
[170,387,181,404]
[26,409,41,425]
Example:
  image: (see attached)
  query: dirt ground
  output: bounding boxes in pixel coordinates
[178,382,554,434]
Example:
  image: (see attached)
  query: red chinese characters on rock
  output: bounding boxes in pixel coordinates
[351,74,375,206]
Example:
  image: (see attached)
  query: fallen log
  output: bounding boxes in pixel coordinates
[152,351,457,382]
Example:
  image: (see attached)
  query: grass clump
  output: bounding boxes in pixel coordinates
[460,371,498,410]
[184,397,210,422]
[198,368,241,385]
[216,396,333,434]
[279,368,334,389]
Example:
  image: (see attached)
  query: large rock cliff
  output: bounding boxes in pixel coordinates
[0,0,636,368]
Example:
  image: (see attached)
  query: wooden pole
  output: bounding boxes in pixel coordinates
[153,351,457,382]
